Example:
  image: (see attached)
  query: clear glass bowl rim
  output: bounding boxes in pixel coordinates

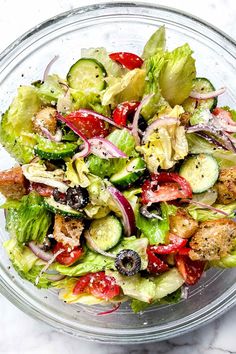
[0,1,236,344]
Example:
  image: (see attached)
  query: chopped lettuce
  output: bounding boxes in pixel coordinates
[152,268,184,300]
[65,158,90,188]
[210,250,236,268]
[102,69,146,107]
[4,239,51,288]
[70,89,111,116]
[188,202,236,221]
[0,86,41,163]
[142,26,166,59]
[87,128,137,178]
[136,202,177,245]
[107,270,156,303]
[159,44,196,106]
[36,74,66,105]
[4,192,52,244]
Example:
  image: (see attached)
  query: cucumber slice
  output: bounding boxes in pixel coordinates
[179,154,219,193]
[183,78,217,113]
[44,197,85,218]
[85,215,122,251]
[67,58,107,91]
[110,157,146,187]
[35,136,77,160]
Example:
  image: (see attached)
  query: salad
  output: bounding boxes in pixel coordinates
[0,26,236,314]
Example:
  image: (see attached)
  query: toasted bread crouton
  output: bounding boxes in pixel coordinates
[216,167,236,205]
[189,219,236,261]
[53,214,84,248]
[0,166,26,200]
[180,112,191,126]
[169,209,199,239]
[32,107,57,135]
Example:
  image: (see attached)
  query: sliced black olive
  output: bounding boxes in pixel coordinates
[115,249,141,276]
[137,115,148,132]
[140,205,162,220]
[53,188,67,204]
[66,186,89,210]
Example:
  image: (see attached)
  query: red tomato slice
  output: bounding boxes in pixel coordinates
[52,242,83,266]
[142,173,192,204]
[150,234,188,255]
[146,246,169,274]
[109,52,144,70]
[212,107,236,126]
[112,101,140,127]
[175,254,205,286]
[64,110,109,139]
[73,272,120,300]
[29,182,54,197]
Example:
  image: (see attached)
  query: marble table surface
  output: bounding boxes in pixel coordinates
[0,0,236,353]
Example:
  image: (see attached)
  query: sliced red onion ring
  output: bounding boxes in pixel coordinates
[142,117,178,144]
[35,248,64,285]
[78,109,123,129]
[182,199,229,216]
[132,94,154,145]
[108,186,136,237]
[212,117,236,133]
[97,302,121,316]
[84,231,116,259]
[43,55,59,82]
[46,273,65,282]
[28,241,53,262]
[189,87,226,100]
[195,132,228,150]
[140,205,162,220]
[56,112,91,158]
[72,143,91,161]
[89,137,127,159]
[40,126,62,142]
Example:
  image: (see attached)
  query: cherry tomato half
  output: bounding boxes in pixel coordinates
[175,253,205,286]
[149,234,188,255]
[112,101,140,127]
[109,52,144,70]
[64,110,109,139]
[52,242,84,266]
[146,246,169,274]
[73,272,120,300]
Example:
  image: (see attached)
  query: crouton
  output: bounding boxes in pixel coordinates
[189,219,236,261]
[180,112,191,126]
[53,214,84,249]
[0,166,27,200]
[216,167,236,205]
[32,107,57,135]
[169,208,199,239]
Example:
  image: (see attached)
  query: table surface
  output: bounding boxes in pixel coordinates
[0,0,236,353]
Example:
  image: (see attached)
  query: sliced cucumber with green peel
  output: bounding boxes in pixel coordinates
[85,215,122,251]
[183,78,217,113]
[35,136,78,160]
[110,157,146,187]
[67,58,107,91]
[179,154,219,193]
[44,197,85,218]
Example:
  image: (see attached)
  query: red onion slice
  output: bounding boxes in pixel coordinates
[97,302,121,316]
[84,231,116,259]
[77,109,123,129]
[108,186,136,236]
[35,248,64,285]
[89,137,127,159]
[142,117,178,144]
[72,143,91,161]
[189,87,226,100]
[40,126,62,142]
[132,94,154,145]
[182,199,229,216]
[195,132,228,150]
[46,273,65,282]
[28,241,53,262]
[43,55,59,82]
[212,117,236,133]
[56,112,91,157]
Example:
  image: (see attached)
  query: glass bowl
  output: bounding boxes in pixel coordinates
[0,2,236,344]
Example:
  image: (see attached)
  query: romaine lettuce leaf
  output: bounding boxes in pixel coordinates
[0,86,41,163]
[36,74,66,105]
[188,202,236,221]
[65,158,90,188]
[210,250,236,268]
[136,202,177,245]
[70,89,111,117]
[159,44,196,106]
[4,192,52,244]
[142,26,166,59]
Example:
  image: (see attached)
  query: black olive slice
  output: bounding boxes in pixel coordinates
[115,249,141,276]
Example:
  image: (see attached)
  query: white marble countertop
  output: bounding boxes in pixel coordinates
[0,0,236,353]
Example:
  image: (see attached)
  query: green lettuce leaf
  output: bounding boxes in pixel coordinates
[36,74,66,105]
[142,26,166,59]
[188,202,236,221]
[0,86,41,163]
[210,250,236,268]
[4,192,52,244]
[65,158,90,188]
[159,44,196,106]
[136,202,177,245]
[87,128,137,178]
[70,89,111,116]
